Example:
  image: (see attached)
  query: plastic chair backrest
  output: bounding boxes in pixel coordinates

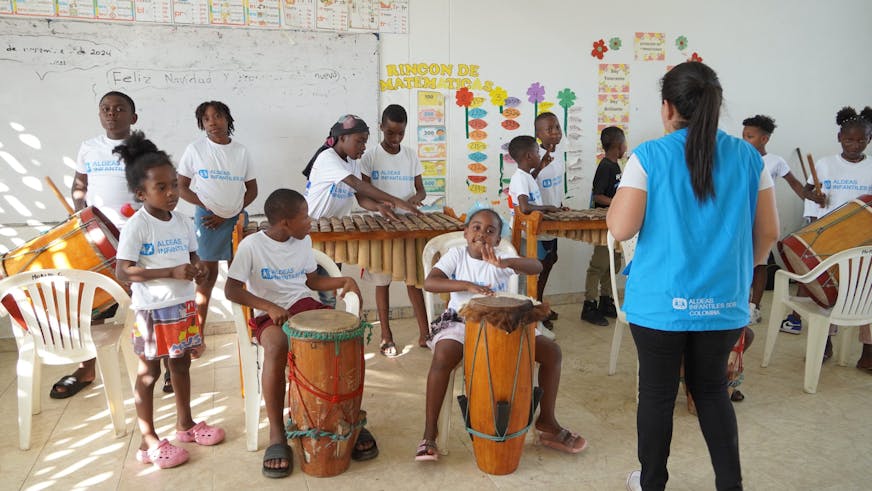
[421,231,520,322]
[607,230,638,314]
[823,247,872,322]
[312,248,359,315]
[0,269,130,364]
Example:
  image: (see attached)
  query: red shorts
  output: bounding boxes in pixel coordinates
[247,297,332,343]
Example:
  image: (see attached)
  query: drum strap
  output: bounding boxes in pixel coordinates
[287,350,365,404]
[460,321,537,442]
[285,414,368,442]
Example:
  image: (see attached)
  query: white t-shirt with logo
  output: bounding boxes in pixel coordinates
[762,153,791,182]
[803,154,872,219]
[227,231,318,317]
[116,209,198,310]
[537,146,565,207]
[177,137,255,218]
[305,147,361,219]
[360,144,422,201]
[434,246,518,312]
[76,135,137,228]
[508,168,542,212]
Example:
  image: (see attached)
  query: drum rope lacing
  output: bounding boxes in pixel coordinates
[283,320,372,441]
[800,203,872,260]
[463,321,536,442]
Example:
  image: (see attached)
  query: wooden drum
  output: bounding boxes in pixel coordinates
[779,195,872,307]
[459,294,549,475]
[1,207,120,325]
[285,309,365,477]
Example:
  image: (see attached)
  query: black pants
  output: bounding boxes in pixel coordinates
[630,324,743,491]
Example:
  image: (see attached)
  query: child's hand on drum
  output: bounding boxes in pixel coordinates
[338,277,361,302]
[266,303,290,327]
[465,281,494,296]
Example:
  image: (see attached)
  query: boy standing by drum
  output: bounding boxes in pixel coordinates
[55,91,138,400]
[226,189,380,478]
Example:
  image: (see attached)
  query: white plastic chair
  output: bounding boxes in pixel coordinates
[231,249,361,451]
[0,269,132,450]
[421,231,522,455]
[761,247,872,393]
[607,230,638,375]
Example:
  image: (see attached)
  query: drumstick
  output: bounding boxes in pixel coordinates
[44,176,74,215]
[806,153,824,208]
[795,148,808,182]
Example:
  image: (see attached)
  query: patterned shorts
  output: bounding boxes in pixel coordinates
[133,300,201,360]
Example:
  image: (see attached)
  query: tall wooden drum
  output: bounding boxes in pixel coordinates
[459,295,548,475]
[285,309,365,477]
[0,207,120,325]
[779,195,872,307]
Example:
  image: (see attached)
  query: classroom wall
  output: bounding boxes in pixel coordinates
[2,0,871,337]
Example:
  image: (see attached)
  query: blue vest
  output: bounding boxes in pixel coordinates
[623,128,763,331]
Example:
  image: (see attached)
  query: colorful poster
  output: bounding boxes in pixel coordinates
[209,0,245,25]
[423,177,446,194]
[315,0,347,31]
[134,0,172,22]
[12,0,56,16]
[421,160,446,177]
[634,32,666,62]
[246,0,280,27]
[597,94,630,124]
[57,0,96,18]
[418,143,447,160]
[282,0,314,29]
[173,0,209,24]
[348,0,377,30]
[598,64,630,93]
[96,0,134,20]
[378,0,407,34]
[417,125,445,143]
[0,0,11,14]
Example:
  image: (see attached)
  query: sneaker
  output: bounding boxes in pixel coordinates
[599,296,618,318]
[749,303,762,325]
[780,314,802,334]
[581,300,609,326]
[626,470,642,491]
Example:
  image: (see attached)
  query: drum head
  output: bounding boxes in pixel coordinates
[289,309,359,333]
[467,294,533,311]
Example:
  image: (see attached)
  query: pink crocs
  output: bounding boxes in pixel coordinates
[176,421,225,446]
[136,439,189,469]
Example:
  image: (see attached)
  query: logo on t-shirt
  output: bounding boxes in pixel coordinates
[85,160,124,174]
[542,176,563,189]
[198,169,210,179]
[140,243,155,256]
[197,169,244,182]
[672,297,688,310]
[371,170,379,180]
[260,267,306,281]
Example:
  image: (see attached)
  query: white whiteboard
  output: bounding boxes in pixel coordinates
[0,18,378,237]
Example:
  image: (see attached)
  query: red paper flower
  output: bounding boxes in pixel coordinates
[591,39,608,60]
[455,87,474,107]
[689,52,703,63]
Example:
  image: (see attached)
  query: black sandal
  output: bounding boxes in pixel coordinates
[262,443,293,478]
[162,370,173,394]
[49,375,92,399]
[352,428,379,461]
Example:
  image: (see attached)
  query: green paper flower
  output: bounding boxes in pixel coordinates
[675,35,688,51]
[609,37,622,51]
[557,88,577,109]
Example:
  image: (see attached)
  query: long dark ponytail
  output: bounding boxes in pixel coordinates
[661,62,723,202]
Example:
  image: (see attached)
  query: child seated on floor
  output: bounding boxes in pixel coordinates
[414,207,587,461]
[224,188,378,479]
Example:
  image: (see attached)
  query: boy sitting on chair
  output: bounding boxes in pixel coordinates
[225,188,378,478]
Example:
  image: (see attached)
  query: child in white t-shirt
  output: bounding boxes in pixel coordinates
[114,131,223,470]
[415,208,586,461]
[532,113,565,327]
[178,101,258,357]
[54,91,140,401]
[359,105,429,354]
[225,189,379,478]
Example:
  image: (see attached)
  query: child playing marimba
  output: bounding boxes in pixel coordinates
[415,208,587,460]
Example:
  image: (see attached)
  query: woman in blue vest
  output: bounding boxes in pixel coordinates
[608,62,780,491]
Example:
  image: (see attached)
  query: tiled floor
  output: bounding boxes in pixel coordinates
[2,293,871,490]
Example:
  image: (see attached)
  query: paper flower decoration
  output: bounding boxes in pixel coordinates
[526,82,545,104]
[689,52,703,63]
[455,87,473,107]
[490,86,508,110]
[609,37,622,51]
[557,88,576,137]
[591,39,608,59]
[675,35,688,51]
[456,87,474,138]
